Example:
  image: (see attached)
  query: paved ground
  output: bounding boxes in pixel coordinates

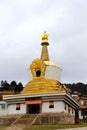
[3,126,23,130]
[58,127,87,130]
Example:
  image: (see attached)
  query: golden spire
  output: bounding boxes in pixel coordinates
[41,31,49,61]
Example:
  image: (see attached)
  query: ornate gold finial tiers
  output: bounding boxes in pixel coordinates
[42,31,48,43]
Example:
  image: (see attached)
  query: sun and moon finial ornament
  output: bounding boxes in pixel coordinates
[41,31,48,43]
[30,58,46,79]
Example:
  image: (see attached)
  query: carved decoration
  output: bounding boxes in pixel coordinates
[30,58,46,78]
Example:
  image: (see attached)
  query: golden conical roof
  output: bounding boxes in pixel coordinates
[21,78,66,96]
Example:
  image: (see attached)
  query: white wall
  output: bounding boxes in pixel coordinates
[8,104,26,115]
[63,102,75,116]
[45,66,62,82]
[80,100,84,105]
[79,110,83,119]
[42,101,64,113]
[0,105,9,116]
[42,101,75,116]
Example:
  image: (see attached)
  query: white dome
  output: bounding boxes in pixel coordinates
[44,61,58,67]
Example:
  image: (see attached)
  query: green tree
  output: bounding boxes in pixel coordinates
[0,80,10,91]
[10,81,17,92]
[17,82,23,92]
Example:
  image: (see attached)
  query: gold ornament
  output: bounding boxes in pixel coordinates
[42,31,48,43]
[30,58,46,78]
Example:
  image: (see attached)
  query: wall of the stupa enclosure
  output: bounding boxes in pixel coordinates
[79,110,83,119]
[42,101,75,116]
[63,102,75,116]
[8,104,26,115]
[42,101,64,113]
[45,66,62,81]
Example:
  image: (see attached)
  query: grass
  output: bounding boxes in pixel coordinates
[0,121,87,130]
[23,122,87,130]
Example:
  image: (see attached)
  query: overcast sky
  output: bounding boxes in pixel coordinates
[0,0,87,86]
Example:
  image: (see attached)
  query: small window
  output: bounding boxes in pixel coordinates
[36,68,41,77]
[72,108,74,114]
[68,106,70,113]
[16,104,20,110]
[49,101,54,108]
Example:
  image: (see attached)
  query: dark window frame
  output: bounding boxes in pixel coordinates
[16,103,20,110]
[49,101,54,108]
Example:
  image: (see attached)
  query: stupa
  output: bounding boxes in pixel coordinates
[21,31,64,96]
[0,32,79,120]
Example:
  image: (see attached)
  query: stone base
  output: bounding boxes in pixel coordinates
[32,112,75,125]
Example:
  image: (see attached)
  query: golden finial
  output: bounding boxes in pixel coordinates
[42,31,48,43]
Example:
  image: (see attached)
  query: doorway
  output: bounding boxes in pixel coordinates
[28,104,40,114]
